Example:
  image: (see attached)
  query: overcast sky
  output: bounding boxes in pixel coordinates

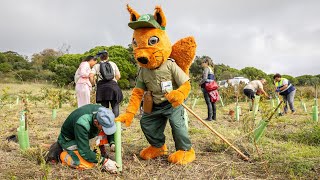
[0,0,319,77]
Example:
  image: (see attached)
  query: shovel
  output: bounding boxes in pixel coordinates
[253,101,283,142]
[181,103,250,161]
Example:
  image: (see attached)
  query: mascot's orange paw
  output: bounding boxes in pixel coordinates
[140,145,168,160]
[168,148,195,165]
[165,90,184,107]
[115,112,135,127]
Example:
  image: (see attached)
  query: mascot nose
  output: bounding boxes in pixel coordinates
[137,57,149,64]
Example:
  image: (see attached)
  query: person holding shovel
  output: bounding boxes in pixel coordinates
[273,73,296,114]
[243,78,269,111]
[57,104,119,173]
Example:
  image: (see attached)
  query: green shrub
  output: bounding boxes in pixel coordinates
[15,70,37,81]
[0,62,13,72]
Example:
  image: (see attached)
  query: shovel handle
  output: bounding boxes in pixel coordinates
[181,103,250,161]
[267,101,283,121]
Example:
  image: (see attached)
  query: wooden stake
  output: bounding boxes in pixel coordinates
[181,103,249,161]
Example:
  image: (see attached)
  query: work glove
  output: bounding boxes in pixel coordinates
[275,88,280,92]
[115,112,135,127]
[101,158,119,174]
[165,90,184,108]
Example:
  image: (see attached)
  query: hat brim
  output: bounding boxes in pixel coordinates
[102,123,116,135]
[128,21,161,30]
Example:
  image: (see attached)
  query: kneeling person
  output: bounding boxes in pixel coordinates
[58,104,118,173]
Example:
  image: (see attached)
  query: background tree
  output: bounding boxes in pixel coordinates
[49,54,83,85]
[282,74,298,85]
[0,62,13,72]
[214,64,241,80]
[31,49,63,71]
[240,67,268,81]
[49,45,137,88]
[3,51,31,70]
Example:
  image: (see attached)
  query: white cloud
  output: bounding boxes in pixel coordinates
[0,0,319,76]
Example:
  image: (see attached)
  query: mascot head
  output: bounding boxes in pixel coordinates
[127,5,172,69]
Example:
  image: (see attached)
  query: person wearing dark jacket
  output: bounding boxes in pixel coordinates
[199,58,216,121]
[58,104,118,173]
[90,50,123,150]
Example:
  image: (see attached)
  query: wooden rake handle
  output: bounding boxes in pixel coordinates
[181,103,250,161]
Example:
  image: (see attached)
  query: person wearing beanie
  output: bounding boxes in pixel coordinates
[56,104,119,173]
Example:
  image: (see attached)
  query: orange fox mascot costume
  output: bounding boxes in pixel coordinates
[116,5,197,165]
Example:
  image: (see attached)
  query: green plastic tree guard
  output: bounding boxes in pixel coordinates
[253,96,260,117]
[192,97,198,110]
[312,106,319,122]
[115,122,122,172]
[276,97,281,115]
[52,109,57,120]
[219,95,224,107]
[300,101,307,113]
[235,105,240,121]
[17,127,30,150]
[270,99,275,108]
[16,96,20,105]
[253,119,268,142]
[17,111,30,150]
[312,99,318,122]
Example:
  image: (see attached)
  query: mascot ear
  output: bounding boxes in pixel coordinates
[154,6,167,28]
[127,4,140,22]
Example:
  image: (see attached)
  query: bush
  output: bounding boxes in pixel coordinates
[289,126,320,146]
[15,70,38,81]
[118,79,131,89]
[0,62,13,72]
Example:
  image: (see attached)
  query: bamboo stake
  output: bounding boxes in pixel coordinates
[181,103,249,161]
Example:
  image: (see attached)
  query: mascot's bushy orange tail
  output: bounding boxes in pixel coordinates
[170,37,197,75]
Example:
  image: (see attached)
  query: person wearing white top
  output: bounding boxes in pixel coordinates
[74,56,97,107]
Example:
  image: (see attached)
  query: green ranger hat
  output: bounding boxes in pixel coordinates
[128,14,165,30]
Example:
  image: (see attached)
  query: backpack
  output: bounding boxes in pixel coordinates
[99,61,114,81]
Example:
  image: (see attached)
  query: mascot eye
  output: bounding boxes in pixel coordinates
[148,36,159,46]
[132,38,137,47]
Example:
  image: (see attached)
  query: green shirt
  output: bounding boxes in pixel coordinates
[59,104,102,163]
[135,59,190,104]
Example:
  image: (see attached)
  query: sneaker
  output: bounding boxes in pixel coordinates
[292,111,296,115]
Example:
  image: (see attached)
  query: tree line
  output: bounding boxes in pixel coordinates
[190,56,320,86]
[0,48,319,88]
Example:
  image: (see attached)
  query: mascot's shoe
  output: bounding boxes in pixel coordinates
[140,145,168,160]
[168,148,195,165]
